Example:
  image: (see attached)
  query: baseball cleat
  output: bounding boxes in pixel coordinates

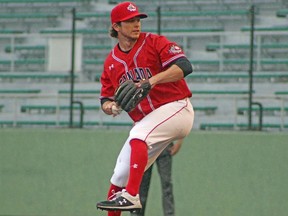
[96,189,142,212]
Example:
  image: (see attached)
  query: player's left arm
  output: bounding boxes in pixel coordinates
[149,57,193,87]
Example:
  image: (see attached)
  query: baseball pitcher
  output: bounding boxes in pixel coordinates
[96,2,194,216]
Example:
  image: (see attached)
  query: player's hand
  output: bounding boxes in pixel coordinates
[169,139,184,156]
[102,101,122,117]
[111,103,122,117]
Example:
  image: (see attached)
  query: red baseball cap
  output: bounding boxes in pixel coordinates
[110,1,148,24]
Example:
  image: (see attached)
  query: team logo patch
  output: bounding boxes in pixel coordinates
[127,3,136,12]
[169,45,182,54]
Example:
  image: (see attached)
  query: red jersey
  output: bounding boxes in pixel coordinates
[100,32,192,122]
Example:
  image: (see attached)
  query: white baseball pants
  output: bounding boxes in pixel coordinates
[110,98,194,187]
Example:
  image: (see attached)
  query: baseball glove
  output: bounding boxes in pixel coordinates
[115,79,151,112]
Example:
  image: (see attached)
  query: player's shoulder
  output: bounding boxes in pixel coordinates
[142,32,170,45]
[143,32,165,40]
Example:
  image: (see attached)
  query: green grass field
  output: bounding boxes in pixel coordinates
[0,128,288,216]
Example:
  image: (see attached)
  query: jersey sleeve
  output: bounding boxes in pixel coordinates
[154,35,186,69]
[100,65,115,101]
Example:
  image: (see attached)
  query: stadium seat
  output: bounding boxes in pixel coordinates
[0,12,58,19]
[0,89,41,94]
[58,89,100,94]
[5,45,45,53]
[192,90,253,95]
[0,120,134,128]
[148,9,250,17]
[0,59,45,72]
[0,59,45,65]
[20,104,100,113]
[276,9,288,17]
[190,58,288,71]
[187,72,288,83]
[237,106,288,115]
[194,106,218,115]
[0,72,76,83]
[275,91,288,95]
[143,27,224,33]
[83,44,112,51]
[0,29,25,34]
[40,27,224,35]
[206,42,288,51]
[200,123,288,130]
[0,0,82,3]
[76,11,110,19]
[83,59,104,65]
[39,29,109,34]
[241,26,288,32]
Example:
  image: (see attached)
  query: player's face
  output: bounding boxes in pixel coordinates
[118,17,141,41]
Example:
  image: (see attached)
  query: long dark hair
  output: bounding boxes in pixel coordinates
[109,22,121,38]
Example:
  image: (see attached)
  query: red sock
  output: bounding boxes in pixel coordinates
[125,139,148,196]
[107,184,123,216]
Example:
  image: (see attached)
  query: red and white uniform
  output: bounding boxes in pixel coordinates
[100,32,192,122]
[100,32,194,187]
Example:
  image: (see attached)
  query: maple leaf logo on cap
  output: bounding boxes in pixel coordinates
[110,2,148,24]
[127,3,136,12]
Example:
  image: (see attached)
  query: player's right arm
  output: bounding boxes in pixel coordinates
[100,61,116,115]
[100,56,118,115]
[101,99,115,115]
